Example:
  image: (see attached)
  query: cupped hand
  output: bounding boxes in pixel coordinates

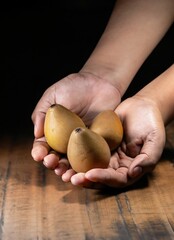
[61,149,141,189]
[64,95,166,189]
[117,95,166,179]
[31,71,121,172]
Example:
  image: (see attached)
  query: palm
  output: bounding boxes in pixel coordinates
[68,96,166,189]
[32,72,120,130]
[31,72,121,170]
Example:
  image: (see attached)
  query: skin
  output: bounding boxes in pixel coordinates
[126,64,174,178]
[63,65,174,188]
[31,0,174,188]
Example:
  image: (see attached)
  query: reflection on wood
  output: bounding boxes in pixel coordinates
[0,122,174,239]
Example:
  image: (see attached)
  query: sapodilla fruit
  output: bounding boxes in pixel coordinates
[44,104,85,153]
[90,110,123,151]
[67,127,110,173]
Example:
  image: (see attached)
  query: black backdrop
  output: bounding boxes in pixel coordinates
[0,1,173,135]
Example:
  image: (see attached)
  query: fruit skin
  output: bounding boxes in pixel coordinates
[44,104,86,153]
[67,127,111,173]
[89,110,123,151]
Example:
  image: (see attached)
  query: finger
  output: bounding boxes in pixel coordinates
[126,140,143,158]
[117,147,133,168]
[71,173,91,187]
[54,157,70,176]
[32,111,45,138]
[128,150,161,179]
[85,168,131,188]
[43,151,61,170]
[62,169,76,182]
[71,173,104,189]
[128,133,166,178]
[109,151,119,169]
[31,137,51,161]
[120,132,143,158]
[128,153,155,178]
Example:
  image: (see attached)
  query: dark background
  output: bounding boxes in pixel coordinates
[0,0,173,135]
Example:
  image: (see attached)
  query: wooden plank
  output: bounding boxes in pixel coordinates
[0,135,14,237]
[0,127,174,239]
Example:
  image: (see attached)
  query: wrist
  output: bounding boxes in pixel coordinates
[80,61,133,97]
[132,94,165,127]
[135,65,174,126]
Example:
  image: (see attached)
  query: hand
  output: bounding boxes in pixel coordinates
[61,148,141,189]
[63,95,166,189]
[117,95,166,180]
[31,72,121,173]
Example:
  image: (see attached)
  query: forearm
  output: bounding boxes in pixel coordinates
[81,0,174,96]
[136,64,174,125]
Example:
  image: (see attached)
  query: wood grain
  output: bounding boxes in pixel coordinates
[0,122,174,240]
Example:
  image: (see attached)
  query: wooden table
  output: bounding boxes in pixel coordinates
[0,122,174,240]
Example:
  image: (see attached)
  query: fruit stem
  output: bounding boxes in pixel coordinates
[75,127,82,133]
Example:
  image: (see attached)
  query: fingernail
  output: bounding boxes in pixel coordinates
[132,166,142,178]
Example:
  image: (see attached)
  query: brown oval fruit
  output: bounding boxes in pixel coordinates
[67,127,110,173]
[89,110,123,151]
[44,104,86,153]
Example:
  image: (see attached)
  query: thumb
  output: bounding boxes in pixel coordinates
[128,154,153,178]
[32,111,45,138]
[128,136,165,178]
